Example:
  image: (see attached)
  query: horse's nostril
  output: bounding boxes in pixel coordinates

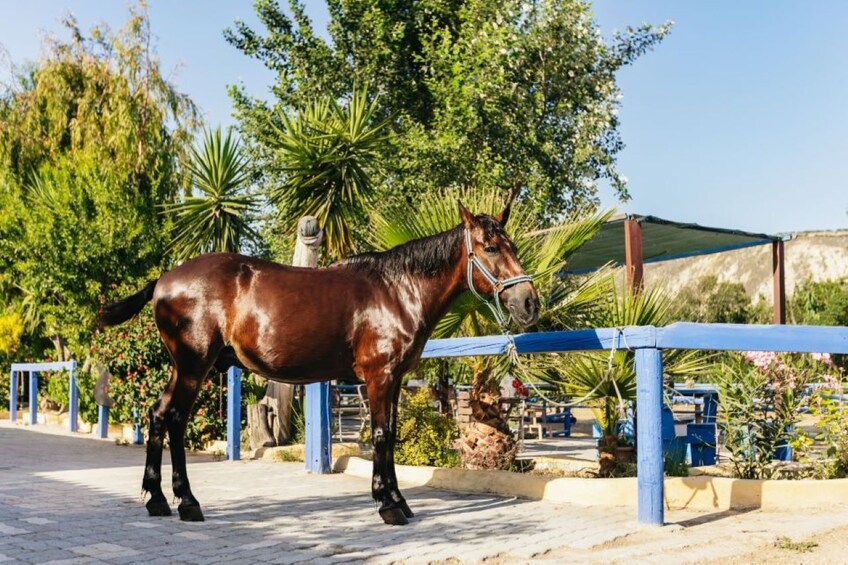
[525,297,533,312]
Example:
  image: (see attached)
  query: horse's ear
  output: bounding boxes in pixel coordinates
[495,201,511,227]
[458,200,474,229]
[495,189,518,226]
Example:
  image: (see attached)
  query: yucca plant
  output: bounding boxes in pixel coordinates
[269,89,391,260]
[371,187,613,470]
[165,127,258,263]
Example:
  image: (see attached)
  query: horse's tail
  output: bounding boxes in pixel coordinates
[95,279,158,330]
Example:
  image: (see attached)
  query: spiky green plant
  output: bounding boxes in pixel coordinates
[166,127,258,263]
[371,186,613,469]
[269,89,391,259]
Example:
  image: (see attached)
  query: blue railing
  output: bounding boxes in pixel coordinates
[8,361,85,433]
[298,322,848,526]
[11,323,848,526]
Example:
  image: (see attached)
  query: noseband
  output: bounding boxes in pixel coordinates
[464,228,533,329]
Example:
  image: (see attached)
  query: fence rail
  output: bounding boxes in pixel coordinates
[308,322,848,526]
[10,323,848,526]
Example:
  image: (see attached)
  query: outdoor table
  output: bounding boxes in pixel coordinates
[673,383,719,423]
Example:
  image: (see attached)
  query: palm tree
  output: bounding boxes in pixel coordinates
[371,187,613,470]
[268,89,391,260]
[166,127,258,263]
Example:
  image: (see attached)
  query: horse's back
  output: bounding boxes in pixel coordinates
[152,252,375,382]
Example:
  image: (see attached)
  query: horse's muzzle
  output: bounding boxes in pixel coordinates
[505,283,540,328]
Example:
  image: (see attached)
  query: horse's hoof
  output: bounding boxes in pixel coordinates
[146,497,172,517]
[178,503,205,522]
[399,499,414,518]
[379,506,409,526]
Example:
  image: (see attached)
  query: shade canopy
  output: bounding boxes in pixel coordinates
[565,214,788,273]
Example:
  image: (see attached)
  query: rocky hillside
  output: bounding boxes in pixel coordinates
[642,230,848,301]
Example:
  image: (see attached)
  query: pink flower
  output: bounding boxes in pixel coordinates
[744,351,777,370]
[822,374,842,391]
[811,352,833,366]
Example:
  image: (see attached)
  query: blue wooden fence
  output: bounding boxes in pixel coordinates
[12,323,848,526]
[8,361,82,433]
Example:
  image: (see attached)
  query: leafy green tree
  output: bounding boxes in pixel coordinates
[790,278,848,326]
[0,8,197,357]
[227,0,671,233]
[166,127,258,263]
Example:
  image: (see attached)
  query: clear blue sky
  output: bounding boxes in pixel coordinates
[1,1,846,235]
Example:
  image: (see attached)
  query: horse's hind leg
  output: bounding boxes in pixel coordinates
[165,366,208,522]
[143,370,178,517]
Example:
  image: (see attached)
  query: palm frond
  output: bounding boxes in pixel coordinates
[268,88,391,259]
[165,127,258,263]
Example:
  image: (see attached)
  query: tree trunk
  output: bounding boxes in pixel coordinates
[457,366,517,470]
[263,381,294,445]
[50,334,71,362]
[258,216,324,445]
[247,403,276,449]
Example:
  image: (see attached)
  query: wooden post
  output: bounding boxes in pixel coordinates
[227,366,242,461]
[635,347,664,526]
[9,369,16,422]
[294,216,332,474]
[624,218,644,291]
[772,240,786,325]
[68,361,78,432]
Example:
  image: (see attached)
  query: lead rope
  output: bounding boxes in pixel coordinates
[504,328,633,411]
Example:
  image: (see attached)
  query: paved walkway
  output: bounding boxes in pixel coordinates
[2,422,848,564]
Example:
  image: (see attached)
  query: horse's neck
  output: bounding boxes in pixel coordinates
[395,250,467,331]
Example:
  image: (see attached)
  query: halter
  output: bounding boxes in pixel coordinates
[464,228,533,329]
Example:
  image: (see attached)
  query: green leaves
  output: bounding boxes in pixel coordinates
[228,0,672,230]
[268,89,391,259]
[165,127,258,263]
[370,185,611,337]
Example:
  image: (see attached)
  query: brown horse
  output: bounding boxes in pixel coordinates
[96,202,538,525]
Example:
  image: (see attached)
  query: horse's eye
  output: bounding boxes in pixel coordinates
[484,246,499,255]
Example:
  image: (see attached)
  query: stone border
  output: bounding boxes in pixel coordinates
[334,455,848,511]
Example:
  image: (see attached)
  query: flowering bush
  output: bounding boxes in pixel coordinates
[91,307,230,450]
[718,352,819,479]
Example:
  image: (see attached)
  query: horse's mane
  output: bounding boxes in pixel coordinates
[340,215,505,278]
[341,226,463,277]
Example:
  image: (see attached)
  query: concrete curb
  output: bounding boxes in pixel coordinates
[334,455,848,511]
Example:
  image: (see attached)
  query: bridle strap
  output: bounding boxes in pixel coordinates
[464,228,533,329]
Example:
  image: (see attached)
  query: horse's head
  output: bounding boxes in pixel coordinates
[459,201,540,328]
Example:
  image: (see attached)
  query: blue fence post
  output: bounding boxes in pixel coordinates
[133,408,144,444]
[305,382,332,473]
[636,347,665,526]
[227,367,242,461]
[68,362,78,432]
[97,404,109,439]
[9,369,16,422]
[28,371,38,425]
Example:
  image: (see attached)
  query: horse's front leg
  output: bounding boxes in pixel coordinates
[366,375,408,525]
[385,374,413,519]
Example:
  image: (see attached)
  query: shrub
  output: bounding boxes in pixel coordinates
[91,307,230,450]
[395,387,459,468]
[716,352,823,479]
[674,275,754,323]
